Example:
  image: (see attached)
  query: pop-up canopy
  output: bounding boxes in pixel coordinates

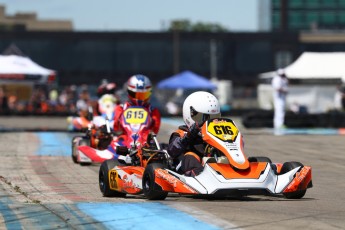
[259,52,345,82]
[0,55,56,84]
[157,70,216,90]
[257,52,345,113]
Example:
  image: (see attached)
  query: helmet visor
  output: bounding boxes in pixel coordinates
[128,90,151,101]
[190,106,221,124]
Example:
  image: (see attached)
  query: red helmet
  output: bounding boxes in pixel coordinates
[127,74,152,105]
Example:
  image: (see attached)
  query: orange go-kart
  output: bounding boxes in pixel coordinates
[99,118,312,200]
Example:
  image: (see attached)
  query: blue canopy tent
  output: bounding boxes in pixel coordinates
[157,70,216,90]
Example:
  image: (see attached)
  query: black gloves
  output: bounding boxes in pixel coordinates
[189,122,200,140]
[181,122,200,145]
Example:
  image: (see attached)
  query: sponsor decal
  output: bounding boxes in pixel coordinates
[122,174,141,190]
[295,167,309,182]
[109,170,118,190]
[156,169,196,193]
[285,167,310,191]
[212,119,228,124]
[156,169,178,187]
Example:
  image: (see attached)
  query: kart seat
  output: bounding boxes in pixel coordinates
[217,156,229,164]
[202,157,217,165]
[202,156,230,165]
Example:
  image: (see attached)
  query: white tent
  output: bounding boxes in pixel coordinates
[259,52,345,82]
[258,52,344,113]
[0,55,56,83]
[0,55,56,101]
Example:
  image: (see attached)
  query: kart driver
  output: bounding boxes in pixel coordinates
[107,74,161,163]
[112,74,161,134]
[167,91,221,176]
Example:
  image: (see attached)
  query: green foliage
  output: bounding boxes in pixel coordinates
[168,19,228,32]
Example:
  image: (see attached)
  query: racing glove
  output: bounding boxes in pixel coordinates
[181,123,200,145]
[118,154,132,164]
[189,122,200,140]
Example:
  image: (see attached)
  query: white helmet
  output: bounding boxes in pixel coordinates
[183,91,221,128]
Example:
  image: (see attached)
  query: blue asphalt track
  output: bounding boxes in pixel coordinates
[32,131,220,229]
[3,119,343,229]
[77,202,219,230]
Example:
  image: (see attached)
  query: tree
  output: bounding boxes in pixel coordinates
[168,20,192,31]
[168,20,228,32]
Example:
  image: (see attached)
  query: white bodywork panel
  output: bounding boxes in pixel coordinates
[165,163,300,195]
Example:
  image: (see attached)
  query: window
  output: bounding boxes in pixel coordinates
[339,0,345,7]
[321,0,337,8]
[272,0,280,8]
[305,0,320,9]
[272,12,281,29]
[289,12,305,28]
[321,12,337,25]
[290,0,304,9]
[339,12,345,23]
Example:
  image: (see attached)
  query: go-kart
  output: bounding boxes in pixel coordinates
[99,117,312,200]
[71,118,113,165]
[71,94,117,165]
[76,105,157,165]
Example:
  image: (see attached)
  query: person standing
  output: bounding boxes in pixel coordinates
[0,87,9,113]
[272,69,289,129]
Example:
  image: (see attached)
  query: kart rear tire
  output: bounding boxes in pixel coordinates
[143,163,168,200]
[99,159,126,197]
[281,161,307,199]
[248,156,272,163]
[78,138,92,166]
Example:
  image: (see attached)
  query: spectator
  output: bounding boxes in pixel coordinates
[272,69,289,130]
[334,84,345,111]
[0,87,9,112]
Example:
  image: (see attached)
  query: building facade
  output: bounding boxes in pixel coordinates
[272,0,345,31]
[0,5,73,31]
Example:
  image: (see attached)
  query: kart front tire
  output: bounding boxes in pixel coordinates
[78,138,91,166]
[71,136,83,164]
[281,161,307,199]
[143,163,168,200]
[99,159,126,197]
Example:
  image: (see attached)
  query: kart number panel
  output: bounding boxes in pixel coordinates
[123,107,149,124]
[207,118,239,142]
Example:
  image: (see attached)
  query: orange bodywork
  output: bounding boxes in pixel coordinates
[283,166,312,193]
[154,169,198,194]
[109,166,145,194]
[202,122,250,170]
[208,162,268,179]
[274,163,283,174]
[72,117,90,130]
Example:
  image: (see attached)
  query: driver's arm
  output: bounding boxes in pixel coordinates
[167,131,188,159]
[150,108,161,134]
[113,105,124,133]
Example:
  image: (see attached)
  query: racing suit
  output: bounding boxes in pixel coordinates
[107,101,161,160]
[112,101,161,135]
[167,124,204,176]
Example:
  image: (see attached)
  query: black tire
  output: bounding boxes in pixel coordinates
[248,156,272,163]
[71,136,81,164]
[143,163,168,200]
[99,159,126,197]
[280,161,307,199]
[78,138,92,166]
